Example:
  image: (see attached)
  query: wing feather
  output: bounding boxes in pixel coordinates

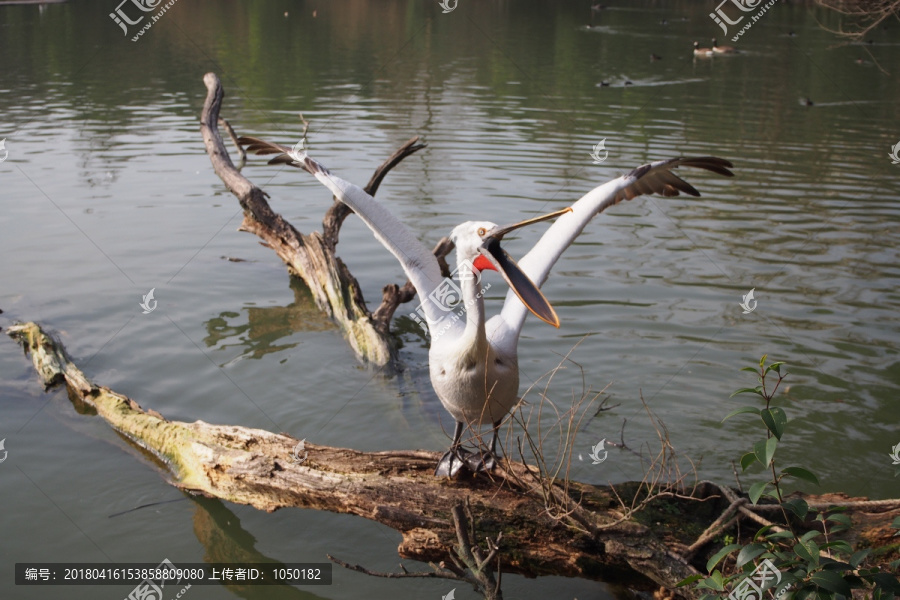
[494,156,733,344]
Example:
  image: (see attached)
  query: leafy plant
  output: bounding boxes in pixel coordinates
[679,355,900,600]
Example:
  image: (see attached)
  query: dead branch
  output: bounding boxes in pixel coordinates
[815,0,900,40]
[200,72,450,364]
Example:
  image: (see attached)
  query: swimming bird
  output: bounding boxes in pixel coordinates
[711,38,737,54]
[238,136,733,477]
[650,53,663,62]
[693,41,714,57]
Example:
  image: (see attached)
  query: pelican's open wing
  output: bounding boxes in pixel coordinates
[238,136,450,327]
[497,156,734,338]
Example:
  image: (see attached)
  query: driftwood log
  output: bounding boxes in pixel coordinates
[9,322,899,598]
[200,72,452,367]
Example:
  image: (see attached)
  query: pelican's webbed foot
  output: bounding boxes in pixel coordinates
[435,447,474,478]
[465,449,497,473]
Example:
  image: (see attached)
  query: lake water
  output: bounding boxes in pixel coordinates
[1,1,898,599]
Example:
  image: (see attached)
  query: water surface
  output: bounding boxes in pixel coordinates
[1,1,899,599]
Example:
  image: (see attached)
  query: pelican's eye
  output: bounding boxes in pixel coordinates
[477,227,486,237]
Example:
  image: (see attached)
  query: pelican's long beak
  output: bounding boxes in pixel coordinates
[480,207,572,328]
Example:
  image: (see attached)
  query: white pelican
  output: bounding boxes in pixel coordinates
[239,136,733,476]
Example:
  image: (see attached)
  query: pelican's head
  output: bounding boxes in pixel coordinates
[449,207,572,327]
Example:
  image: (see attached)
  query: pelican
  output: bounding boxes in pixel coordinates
[239,136,733,476]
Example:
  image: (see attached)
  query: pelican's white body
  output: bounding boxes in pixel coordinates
[301,154,730,436]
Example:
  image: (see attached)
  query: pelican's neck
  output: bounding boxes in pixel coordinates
[456,254,489,355]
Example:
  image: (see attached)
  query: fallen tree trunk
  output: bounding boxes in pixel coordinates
[8,322,899,598]
[7,321,698,593]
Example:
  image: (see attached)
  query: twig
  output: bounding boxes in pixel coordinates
[684,498,748,560]
[328,500,504,599]
[730,460,743,495]
[217,117,246,166]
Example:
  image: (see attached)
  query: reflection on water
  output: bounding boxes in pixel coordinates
[1,1,899,599]
[204,278,335,364]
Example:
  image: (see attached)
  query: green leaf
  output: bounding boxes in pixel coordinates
[706,544,743,572]
[826,513,851,533]
[781,466,820,486]
[701,570,726,591]
[800,530,822,544]
[760,354,768,367]
[740,452,758,471]
[782,498,809,519]
[794,540,820,566]
[749,481,769,505]
[754,437,778,467]
[676,573,704,587]
[760,407,788,440]
[741,366,760,374]
[870,573,900,594]
[850,548,871,567]
[723,406,761,422]
[810,571,852,596]
[826,514,850,526]
[766,530,797,541]
[820,540,853,554]
[765,361,786,375]
[731,386,765,399]
[735,543,767,568]
[754,525,773,540]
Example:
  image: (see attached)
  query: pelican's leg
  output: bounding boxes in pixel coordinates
[435,421,472,477]
[466,420,501,473]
